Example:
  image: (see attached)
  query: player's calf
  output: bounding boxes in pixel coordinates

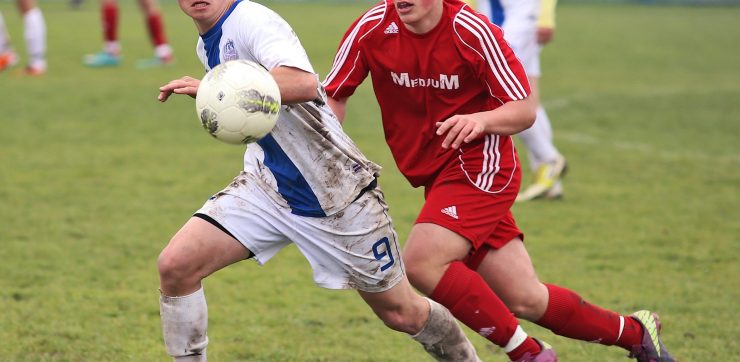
[411,298,482,362]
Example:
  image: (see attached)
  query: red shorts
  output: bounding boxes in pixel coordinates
[415,155,524,255]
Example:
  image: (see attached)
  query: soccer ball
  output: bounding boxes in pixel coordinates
[195,60,281,145]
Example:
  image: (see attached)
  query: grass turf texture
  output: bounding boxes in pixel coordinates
[1,1,738,360]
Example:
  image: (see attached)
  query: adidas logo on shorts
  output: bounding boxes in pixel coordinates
[441,206,458,219]
[384,22,399,34]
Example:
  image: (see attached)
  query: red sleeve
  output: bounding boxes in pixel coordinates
[323,3,387,99]
[453,7,531,103]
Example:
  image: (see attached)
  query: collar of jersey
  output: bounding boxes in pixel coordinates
[200,0,243,39]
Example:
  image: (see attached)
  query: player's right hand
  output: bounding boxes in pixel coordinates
[158,76,201,102]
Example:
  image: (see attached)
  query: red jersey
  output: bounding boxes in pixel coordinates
[324,0,531,191]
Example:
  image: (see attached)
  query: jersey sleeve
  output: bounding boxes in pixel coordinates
[453,9,531,103]
[240,8,315,74]
[322,11,375,99]
[538,0,558,28]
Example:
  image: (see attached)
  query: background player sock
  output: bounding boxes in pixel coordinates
[160,287,209,361]
[102,2,118,44]
[519,105,559,168]
[23,7,46,70]
[537,283,643,350]
[0,12,11,52]
[147,13,167,46]
[411,297,481,361]
[431,261,541,360]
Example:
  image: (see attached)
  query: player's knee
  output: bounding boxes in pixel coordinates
[504,285,549,320]
[157,244,198,287]
[507,298,541,319]
[376,307,419,334]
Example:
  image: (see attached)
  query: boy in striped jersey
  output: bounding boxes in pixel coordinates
[325,1,674,361]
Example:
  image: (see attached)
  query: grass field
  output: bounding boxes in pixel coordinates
[1,1,739,361]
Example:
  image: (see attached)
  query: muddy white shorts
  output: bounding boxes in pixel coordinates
[194,171,404,293]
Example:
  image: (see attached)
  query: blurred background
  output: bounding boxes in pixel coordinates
[1,0,738,360]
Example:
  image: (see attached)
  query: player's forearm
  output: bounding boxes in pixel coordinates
[480,97,536,135]
[270,66,321,104]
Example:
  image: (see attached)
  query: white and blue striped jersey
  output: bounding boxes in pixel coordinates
[196,0,380,217]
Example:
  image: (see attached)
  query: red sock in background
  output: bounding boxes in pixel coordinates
[146,13,167,46]
[537,284,643,350]
[431,261,541,361]
[102,2,118,43]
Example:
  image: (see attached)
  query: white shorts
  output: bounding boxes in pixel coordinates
[501,0,541,77]
[194,171,404,293]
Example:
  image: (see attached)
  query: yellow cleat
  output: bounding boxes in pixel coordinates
[516,155,567,202]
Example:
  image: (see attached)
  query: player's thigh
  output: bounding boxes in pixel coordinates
[404,223,472,267]
[289,188,404,293]
[403,223,473,294]
[160,217,251,278]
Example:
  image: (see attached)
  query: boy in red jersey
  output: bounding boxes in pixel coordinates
[324,1,675,361]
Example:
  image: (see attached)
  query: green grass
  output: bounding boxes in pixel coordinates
[1,1,738,361]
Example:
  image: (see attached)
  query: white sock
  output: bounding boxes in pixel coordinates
[411,298,480,362]
[160,287,209,361]
[518,105,560,170]
[105,41,121,55]
[503,325,528,353]
[23,7,46,70]
[0,11,12,53]
[155,44,173,59]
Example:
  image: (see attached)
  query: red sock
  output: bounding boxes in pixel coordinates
[431,261,541,361]
[102,2,118,42]
[146,13,167,46]
[537,284,643,350]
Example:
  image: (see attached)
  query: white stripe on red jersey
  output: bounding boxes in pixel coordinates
[324,0,529,190]
[454,9,528,100]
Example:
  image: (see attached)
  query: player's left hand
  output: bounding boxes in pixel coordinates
[158,76,201,102]
[435,114,485,149]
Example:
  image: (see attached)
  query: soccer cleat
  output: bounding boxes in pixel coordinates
[0,50,19,72]
[83,51,121,67]
[136,54,174,69]
[512,339,558,362]
[516,155,567,202]
[629,310,676,362]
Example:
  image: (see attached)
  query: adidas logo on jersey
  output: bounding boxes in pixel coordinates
[384,22,399,34]
[441,206,459,219]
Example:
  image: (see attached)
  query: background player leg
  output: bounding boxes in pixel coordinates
[18,0,46,75]
[84,0,121,67]
[136,0,173,68]
[516,78,566,201]
[0,11,19,71]
[157,217,252,361]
